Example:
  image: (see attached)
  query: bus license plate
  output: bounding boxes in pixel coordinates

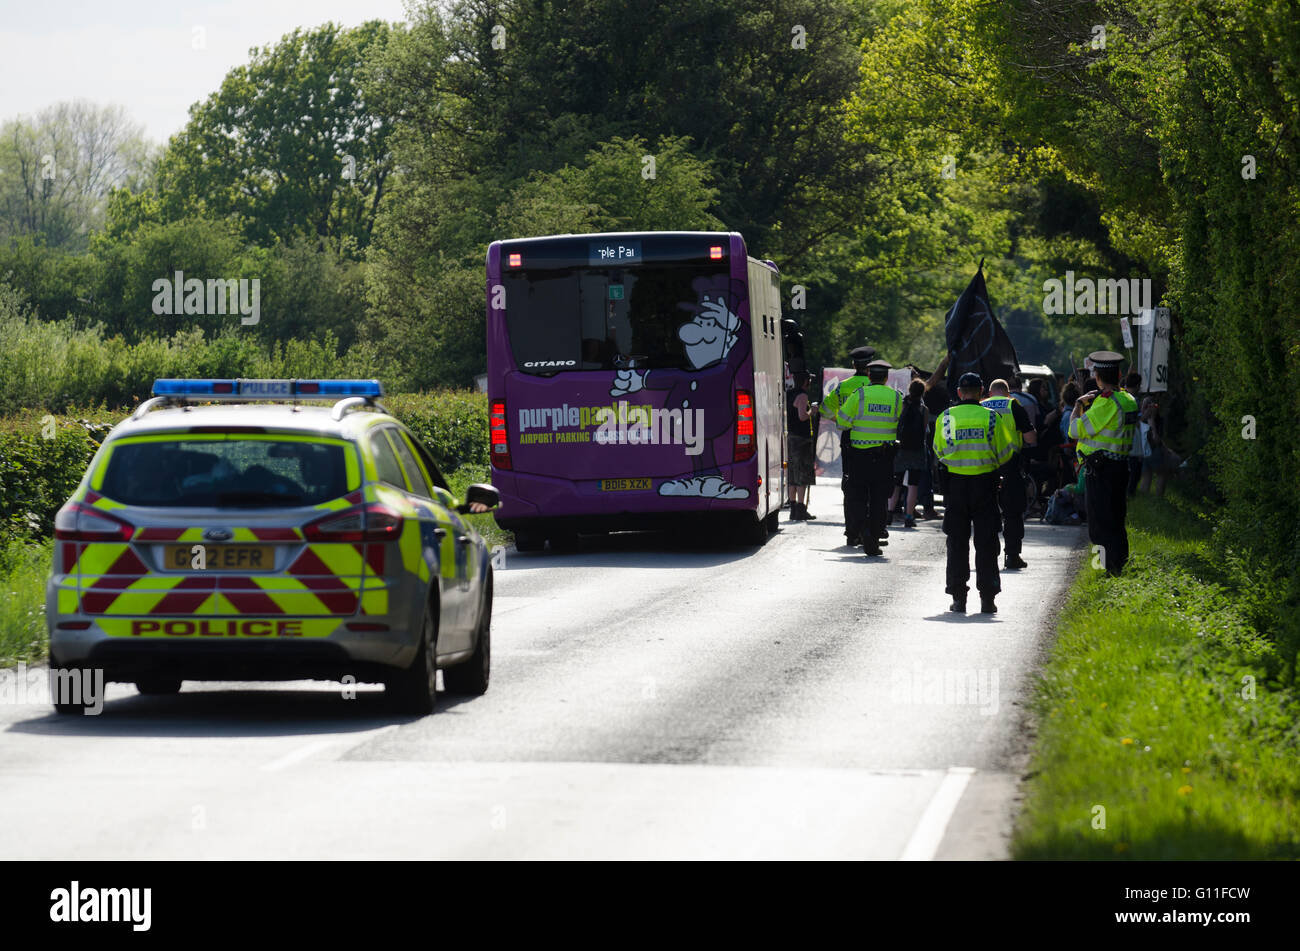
[164,544,270,570]
[600,478,651,491]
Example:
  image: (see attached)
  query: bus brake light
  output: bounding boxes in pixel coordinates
[709,245,723,259]
[490,399,512,470]
[508,253,522,267]
[734,389,755,462]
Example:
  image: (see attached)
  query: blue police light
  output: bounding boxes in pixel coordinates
[151,379,383,399]
[152,379,238,396]
[304,380,384,397]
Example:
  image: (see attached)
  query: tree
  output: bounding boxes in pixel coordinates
[142,21,395,253]
[0,101,150,249]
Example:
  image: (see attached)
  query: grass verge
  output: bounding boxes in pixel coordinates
[1012,491,1300,859]
[0,539,51,666]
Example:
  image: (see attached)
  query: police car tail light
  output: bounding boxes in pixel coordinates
[53,502,134,542]
[304,503,403,543]
[734,389,756,462]
[490,399,512,470]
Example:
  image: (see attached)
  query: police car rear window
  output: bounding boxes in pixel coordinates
[98,437,351,508]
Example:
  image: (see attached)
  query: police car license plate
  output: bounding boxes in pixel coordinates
[164,544,271,570]
[600,478,651,491]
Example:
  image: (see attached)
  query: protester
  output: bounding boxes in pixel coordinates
[1009,376,1041,431]
[1137,396,1181,496]
[982,378,1035,569]
[786,370,817,520]
[1124,371,1144,496]
[919,353,951,519]
[889,378,929,528]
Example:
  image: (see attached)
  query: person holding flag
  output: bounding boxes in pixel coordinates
[943,260,1021,399]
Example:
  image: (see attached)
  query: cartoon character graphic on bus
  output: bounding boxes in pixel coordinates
[609,279,752,499]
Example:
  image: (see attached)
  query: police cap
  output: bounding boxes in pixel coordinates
[850,346,876,364]
[957,372,983,390]
[1088,350,1124,369]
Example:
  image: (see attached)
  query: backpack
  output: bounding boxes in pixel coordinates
[1043,488,1077,525]
[897,398,925,450]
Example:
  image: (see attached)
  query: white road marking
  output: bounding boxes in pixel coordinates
[260,740,342,772]
[899,766,976,860]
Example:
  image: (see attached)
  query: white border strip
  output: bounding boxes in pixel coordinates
[899,766,976,860]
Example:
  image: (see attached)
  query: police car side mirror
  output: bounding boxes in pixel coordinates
[456,483,500,513]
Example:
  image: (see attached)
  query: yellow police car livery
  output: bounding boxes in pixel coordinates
[47,379,498,716]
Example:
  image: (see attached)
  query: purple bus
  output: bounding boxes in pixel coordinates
[485,231,787,549]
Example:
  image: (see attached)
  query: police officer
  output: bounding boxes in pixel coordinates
[934,372,1010,613]
[982,378,1036,570]
[1069,350,1138,577]
[835,359,903,557]
[820,345,875,545]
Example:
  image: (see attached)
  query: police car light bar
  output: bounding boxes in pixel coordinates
[151,379,384,400]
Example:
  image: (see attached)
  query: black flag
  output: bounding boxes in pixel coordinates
[944,262,1020,395]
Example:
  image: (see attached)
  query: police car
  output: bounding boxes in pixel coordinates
[46,379,497,716]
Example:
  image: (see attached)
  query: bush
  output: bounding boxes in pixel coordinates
[0,418,102,544]
[386,390,489,474]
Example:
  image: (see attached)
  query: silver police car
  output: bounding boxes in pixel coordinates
[47,379,496,715]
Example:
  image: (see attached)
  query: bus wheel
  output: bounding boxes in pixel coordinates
[765,511,780,535]
[735,513,768,547]
[549,531,579,553]
[514,531,545,553]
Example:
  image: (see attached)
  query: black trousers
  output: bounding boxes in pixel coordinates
[997,460,1027,559]
[839,430,853,537]
[844,444,894,548]
[1085,455,1129,575]
[943,471,1001,597]
[1126,456,1143,497]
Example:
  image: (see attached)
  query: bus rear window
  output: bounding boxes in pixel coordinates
[99,437,350,508]
[504,265,729,374]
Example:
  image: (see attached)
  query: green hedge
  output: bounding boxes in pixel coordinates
[385,391,489,474]
[0,392,488,545]
[0,417,104,544]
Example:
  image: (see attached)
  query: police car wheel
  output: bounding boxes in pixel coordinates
[136,678,182,696]
[444,573,491,696]
[386,605,438,715]
[514,531,545,553]
[49,663,95,715]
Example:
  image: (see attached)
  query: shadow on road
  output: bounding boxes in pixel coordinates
[506,528,767,568]
[4,684,483,737]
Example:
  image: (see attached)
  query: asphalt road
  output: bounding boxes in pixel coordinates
[0,478,1085,859]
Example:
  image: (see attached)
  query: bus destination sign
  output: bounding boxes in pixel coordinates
[588,239,642,266]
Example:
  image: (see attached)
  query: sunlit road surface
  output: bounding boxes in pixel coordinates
[0,477,1085,860]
